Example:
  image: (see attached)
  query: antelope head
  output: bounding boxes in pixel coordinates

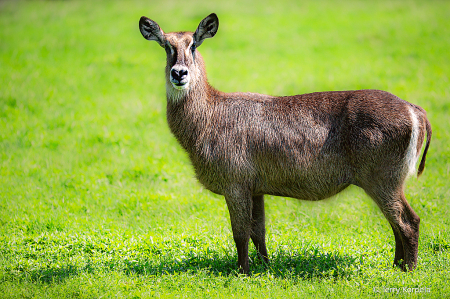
[139,13,219,94]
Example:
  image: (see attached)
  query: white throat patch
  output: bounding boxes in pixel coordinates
[166,82,189,103]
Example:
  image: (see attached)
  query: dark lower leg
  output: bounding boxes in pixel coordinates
[384,194,420,271]
[250,195,269,264]
[390,223,405,267]
[398,197,420,271]
[234,235,250,274]
[366,186,420,272]
[225,193,252,275]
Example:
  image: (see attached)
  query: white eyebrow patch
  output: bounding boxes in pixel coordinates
[186,39,194,57]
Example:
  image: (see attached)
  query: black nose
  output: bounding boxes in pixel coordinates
[171,68,188,82]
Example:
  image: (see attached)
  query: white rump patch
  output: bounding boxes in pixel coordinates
[405,106,420,177]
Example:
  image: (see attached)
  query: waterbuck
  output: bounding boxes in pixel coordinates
[138,13,432,274]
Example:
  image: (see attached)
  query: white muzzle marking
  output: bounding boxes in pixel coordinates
[170,65,190,90]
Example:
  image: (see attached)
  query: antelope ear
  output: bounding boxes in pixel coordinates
[193,13,219,47]
[139,16,165,47]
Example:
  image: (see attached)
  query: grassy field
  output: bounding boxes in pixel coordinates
[1,0,449,297]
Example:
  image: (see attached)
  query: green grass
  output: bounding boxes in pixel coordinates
[1,0,449,297]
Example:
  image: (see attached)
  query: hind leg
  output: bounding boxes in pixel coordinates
[365,186,420,271]
[396,194,420,271]
[390,223,405,267]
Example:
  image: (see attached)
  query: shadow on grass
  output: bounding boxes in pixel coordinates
[14,247,362,283]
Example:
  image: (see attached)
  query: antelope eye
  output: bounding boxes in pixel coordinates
[165,43,173,54]
[190,43,196,52]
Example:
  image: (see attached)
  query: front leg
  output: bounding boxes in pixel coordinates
[251,195,269,264]
[225,191,252,274]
